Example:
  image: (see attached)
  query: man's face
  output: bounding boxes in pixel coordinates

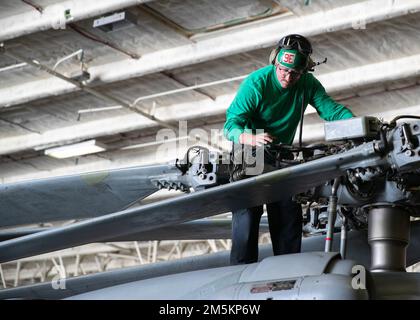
[275,64,303,88]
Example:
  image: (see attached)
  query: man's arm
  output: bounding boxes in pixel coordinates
[309,75,354,121]
[223,81,263,144]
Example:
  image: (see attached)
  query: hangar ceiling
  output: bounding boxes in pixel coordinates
[1,0,420,185]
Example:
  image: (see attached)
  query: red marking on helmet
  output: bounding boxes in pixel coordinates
[282,52,295,64]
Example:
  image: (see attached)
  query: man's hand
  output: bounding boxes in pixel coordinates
[239,132,273,146]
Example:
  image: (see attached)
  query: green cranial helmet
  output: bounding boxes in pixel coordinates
[276,48,308,71]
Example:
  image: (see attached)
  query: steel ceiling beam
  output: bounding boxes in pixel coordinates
[0,52,419,156]
[0,0,153,42]
[0,0,419,108]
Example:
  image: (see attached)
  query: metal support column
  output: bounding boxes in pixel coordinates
[368,206,410,272]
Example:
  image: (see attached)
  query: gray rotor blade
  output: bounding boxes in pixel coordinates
[0,164,175,227]
[0,227,376,300]
[0,142,382,263]
[0,218,269,242]
[3,220,420,300]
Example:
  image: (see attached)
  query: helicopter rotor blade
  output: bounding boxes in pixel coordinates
[0,142,381,263]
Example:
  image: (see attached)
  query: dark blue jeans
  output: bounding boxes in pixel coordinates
[230,198,303,265]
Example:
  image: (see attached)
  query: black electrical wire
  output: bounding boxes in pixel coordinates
[268,143,329,153]
[176,146,209,174]
[389,115,420,126]
[378,125,388,153]
[298,93,305,148]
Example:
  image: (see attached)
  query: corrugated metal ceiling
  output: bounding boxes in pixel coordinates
[0,0,419,181]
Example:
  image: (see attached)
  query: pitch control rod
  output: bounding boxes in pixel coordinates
[325,178,340,252]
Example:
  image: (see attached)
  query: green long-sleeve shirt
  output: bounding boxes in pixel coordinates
[224,65,354,144]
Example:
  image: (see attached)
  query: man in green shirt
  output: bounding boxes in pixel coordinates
[224,34,354,265]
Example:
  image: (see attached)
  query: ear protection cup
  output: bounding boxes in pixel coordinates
[269,47,280,65]
[307,56,316,72]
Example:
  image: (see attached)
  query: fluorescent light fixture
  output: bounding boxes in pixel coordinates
[0,62,27,73]
[93,11,137,32]
[44,140,106,158]
[78,105,122,114]
[121,136,189,150]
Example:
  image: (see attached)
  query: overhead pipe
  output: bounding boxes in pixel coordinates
[77,74,248,114]
[53,49,84,70]
[0,46,178,132]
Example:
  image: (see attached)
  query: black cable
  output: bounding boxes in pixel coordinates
[299,93,305,148]
[176,146,204,174]
[389,115,420,126]
[263,145,277,163]
[377,124,388,153]
[268,143,329,152]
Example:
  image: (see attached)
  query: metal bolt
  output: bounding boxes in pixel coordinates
[405,150,414,157]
